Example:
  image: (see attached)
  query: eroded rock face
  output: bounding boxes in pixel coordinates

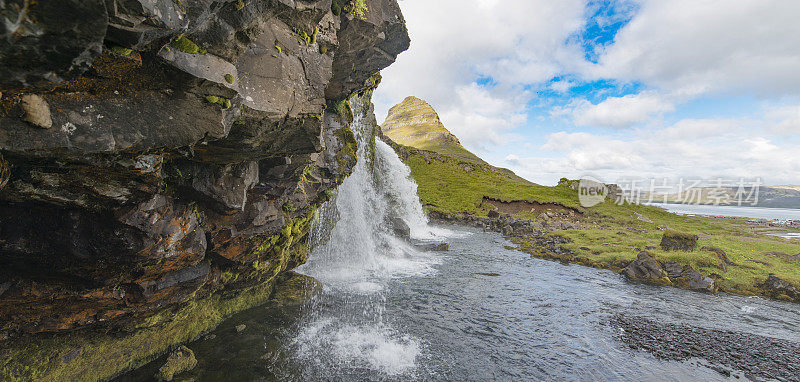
[660,231,699,251]
[0,1,408,379]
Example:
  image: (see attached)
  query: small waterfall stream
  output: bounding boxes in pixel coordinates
[287,97,460,378]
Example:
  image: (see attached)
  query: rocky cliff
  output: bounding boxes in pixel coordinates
[0,0,408,380]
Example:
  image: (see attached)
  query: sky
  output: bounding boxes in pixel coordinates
[373,0,800,187]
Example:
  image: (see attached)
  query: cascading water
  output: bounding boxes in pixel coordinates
[283,97,463,379]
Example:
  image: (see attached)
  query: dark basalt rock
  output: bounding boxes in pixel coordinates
[663,261,717,293]
[0,0,108,87]
[621,251,671,285]
[0,0,409,379]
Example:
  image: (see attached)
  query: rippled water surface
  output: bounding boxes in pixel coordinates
[122,228,800,381]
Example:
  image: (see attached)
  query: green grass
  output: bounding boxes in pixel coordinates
[405,153,578,216]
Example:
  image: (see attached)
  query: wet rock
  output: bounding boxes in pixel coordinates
[502,224,513,236]
[487,210,500,219]
[270,271,322,307]
[20,95,53,129]
[412,241,449,252]
[622,252,670,285]
[660,231,698,251]
[612,314,800,381]
[389,216,411,238]
[182,161,260,211]
[156,346,197,382]
[475,272,501,277]
[0,0,411,379]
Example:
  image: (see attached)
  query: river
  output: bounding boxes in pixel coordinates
[121,227,800,381]
[119,99,800,381]
[646,203,800,220]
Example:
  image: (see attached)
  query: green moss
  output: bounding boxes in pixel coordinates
[319,45,328,54]
[224,74,235,84]
[204,95,231,109]
[282,202,296,213]
[170,36,205,54]
[110,45,133,56]
[331,98,353,123]
[155,346,196,381]
[274,45,282,54]
[311,27,318,44]
[235,0,245,10]
[349,0,368,19]
[333,126,357,171]
[331,0,342,16]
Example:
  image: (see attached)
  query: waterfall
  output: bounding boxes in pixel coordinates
[285,96,461,378]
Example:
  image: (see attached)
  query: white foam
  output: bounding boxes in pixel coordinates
[294,319,421,376]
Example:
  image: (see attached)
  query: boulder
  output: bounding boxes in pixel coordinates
[660,231,698,251]
[156,346,197,381]
[412,241,449,252]
[622,252,671,285]
[487,210,500,219]
[663,261,717,293]
[759,274,799,301]
[389,216,411,238]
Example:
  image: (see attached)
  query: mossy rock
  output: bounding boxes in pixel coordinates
[155,346,197,381]
[660,230,698,251]
[170,36,205,54]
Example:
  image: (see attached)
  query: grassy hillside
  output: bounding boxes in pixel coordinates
[381,97,800,301]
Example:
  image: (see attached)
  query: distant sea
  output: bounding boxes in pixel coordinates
[646,203,800,220]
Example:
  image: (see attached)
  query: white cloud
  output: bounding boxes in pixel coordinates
[568,91,675,128]
[505,118,800,185]
[590,0,800,97]
[373,0,588,151]
[764,104,800,134]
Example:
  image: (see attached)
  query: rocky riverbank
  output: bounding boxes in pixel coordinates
[428,209,800,304]
[612,314,800,381]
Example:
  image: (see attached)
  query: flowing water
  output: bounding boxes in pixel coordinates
[119,99,800,381]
